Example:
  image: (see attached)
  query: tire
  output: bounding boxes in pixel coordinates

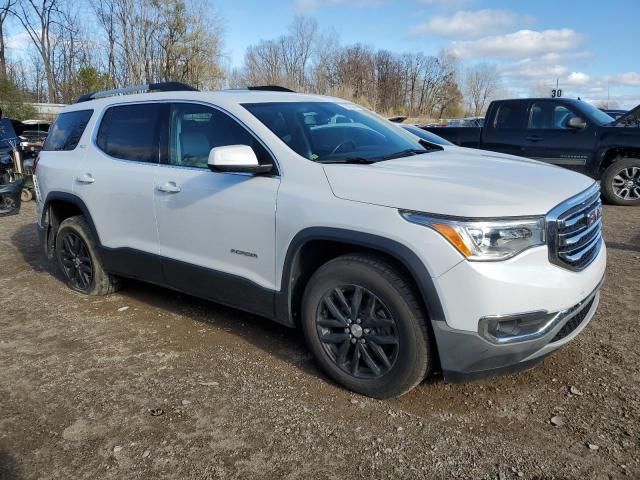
[301,253,433,399]
[55,216,121,295]
[601,157,640,206]
[21,188,32,202]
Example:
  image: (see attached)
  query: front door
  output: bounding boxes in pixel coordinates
[153,102,280,317]
[522,100,597,172]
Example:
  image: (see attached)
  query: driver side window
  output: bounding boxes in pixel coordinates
[528,102,574,130]
[167,103,272,168]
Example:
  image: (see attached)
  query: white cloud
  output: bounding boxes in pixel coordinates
[295,0,384,12]
[567,72,590,85]
[6,31,31,50]
[501,58,568,81]
[410,10,529,38]
[604,72,640,86]
[447,29,583,59]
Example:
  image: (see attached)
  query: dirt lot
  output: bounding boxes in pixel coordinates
[0,202,639,480]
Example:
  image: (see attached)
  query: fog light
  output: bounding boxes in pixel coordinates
[478,311,559,345]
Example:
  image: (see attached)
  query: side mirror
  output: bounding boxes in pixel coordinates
[567,116,587,129]
[208,145,273,174]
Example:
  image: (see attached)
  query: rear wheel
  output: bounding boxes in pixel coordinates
[55,216,121,295]
[301,253,433,398]
[601,158,640,206]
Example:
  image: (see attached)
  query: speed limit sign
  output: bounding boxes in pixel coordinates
[551,89,562,98]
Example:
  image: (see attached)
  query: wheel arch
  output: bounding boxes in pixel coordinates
[41,192,101,257]
[597,147,640,176]
[275,228,446,330]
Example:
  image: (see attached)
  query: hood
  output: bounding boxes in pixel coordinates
[323,146,595,217]
[615,103,640,127]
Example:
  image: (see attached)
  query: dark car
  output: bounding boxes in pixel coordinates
[427,98,640,206]
[600,109,627,121]
[401,124,453,146]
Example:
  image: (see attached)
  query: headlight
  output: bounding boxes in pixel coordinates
[400,211,546,261]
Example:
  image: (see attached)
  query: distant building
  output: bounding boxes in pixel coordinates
[28,103,66,121]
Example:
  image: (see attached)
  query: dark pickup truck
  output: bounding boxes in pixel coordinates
[426,98,640,206]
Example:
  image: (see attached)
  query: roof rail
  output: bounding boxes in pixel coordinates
[246,85,295,93]
[75,81,199,103]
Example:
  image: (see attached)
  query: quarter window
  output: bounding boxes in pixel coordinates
[96,104,163,163]
[167,103,271,168]
[43,110,93,151]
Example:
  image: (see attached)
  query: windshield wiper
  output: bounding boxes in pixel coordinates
[378,149,428,161]
[317,157,376,164]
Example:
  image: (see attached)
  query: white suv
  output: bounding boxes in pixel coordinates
[34,83,606,398]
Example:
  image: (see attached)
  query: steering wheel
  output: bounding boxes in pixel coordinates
[331,139,356,155]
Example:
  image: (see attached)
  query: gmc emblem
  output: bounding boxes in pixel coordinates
[586,205,602,227]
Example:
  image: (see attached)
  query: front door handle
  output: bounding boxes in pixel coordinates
[526,135,542,142]
[156,182,181,193]
[76,174,95,184]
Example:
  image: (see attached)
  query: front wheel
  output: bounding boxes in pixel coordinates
[601,158,640,206]
[301,253,433,398]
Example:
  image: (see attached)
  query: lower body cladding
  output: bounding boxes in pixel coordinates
[430,244,607,383]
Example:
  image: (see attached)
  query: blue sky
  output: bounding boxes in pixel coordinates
[220,0,640,108]
[5,0,640,108]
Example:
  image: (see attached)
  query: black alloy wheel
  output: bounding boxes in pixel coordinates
[301,253,433,398]
[59,231,94,291]
[316,285,399,379]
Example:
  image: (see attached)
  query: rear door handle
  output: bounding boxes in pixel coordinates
[526,135,542,142]
[76,174,95,184]
[156,182,181,193]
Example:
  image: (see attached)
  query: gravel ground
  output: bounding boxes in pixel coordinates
[0,201,639,480]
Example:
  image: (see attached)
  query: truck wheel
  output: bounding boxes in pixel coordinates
[601,158,640,206]
[301,253,433,399]
[55,216,121,295]
[21,188,32,202]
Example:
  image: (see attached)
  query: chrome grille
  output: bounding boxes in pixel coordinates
[547,184,603,271]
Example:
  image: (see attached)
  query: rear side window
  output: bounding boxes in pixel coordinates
[493,102,527,129]
[43,110,93,151]
[96,104,163,163]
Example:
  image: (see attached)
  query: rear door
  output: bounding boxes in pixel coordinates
[74,102,165,282]
[481,101,529,156]
[521,100,596,172]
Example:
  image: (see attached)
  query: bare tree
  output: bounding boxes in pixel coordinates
[91,0,224,90]
[463,63,499,116]
[94,0,118,87]
[0,0,15,78]
[12,0,64,102]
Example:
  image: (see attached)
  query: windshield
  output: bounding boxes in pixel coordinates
[243,102,430,163]
[615,105,640,128]
[578,102,615,125]
[401,125,452,145]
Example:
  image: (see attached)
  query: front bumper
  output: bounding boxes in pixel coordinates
[430,242,606,383]
[432,281,602,382]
